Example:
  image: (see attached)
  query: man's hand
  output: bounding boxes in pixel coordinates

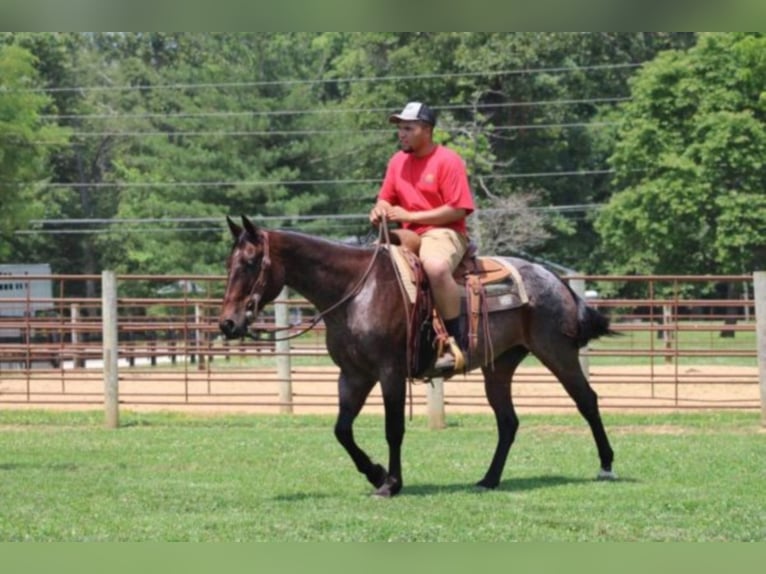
[385,206,412,223]
[369,206,385,226]
[369,201,394,226]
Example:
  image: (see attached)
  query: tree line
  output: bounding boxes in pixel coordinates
[1,33,763,297]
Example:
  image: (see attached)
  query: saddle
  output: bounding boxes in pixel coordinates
[386,229,529,378]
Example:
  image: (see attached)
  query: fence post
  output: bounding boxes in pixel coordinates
[754,271,766,427]
[427,377,446,430]
[662,304,675,363]
[274,287,293,413]
[70,303,84,368]
[102,270,119,429]
[569,277,590,378]
[195,304,205,370]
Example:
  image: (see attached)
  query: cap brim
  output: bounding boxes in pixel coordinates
[389,114,432,124]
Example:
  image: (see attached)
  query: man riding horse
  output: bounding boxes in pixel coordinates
[368,101,476,372]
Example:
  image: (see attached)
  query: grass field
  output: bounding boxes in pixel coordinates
[0,410,763,542]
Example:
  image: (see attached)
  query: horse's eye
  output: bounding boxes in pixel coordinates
[245,259,259,270]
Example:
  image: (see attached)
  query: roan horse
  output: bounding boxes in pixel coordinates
[219,215,617,497]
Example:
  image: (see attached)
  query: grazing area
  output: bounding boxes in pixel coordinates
[0,410,763,541]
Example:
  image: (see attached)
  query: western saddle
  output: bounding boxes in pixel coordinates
[386,229,528,377]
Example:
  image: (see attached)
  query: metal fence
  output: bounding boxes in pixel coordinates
[0,272,762,418]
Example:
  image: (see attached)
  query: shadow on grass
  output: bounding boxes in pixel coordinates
[271,492,334,502]
[401,474,638,496]
[0,462,79,472]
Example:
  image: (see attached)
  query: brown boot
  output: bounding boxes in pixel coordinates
[432,316,466,373]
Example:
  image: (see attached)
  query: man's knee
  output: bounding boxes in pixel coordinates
[421,257,451,281]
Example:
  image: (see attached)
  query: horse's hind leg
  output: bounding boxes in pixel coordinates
[537,345,615,478]
[478,347,529,489]
[333,372,388,490]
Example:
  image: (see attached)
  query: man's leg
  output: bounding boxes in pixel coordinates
[420,229,468,370]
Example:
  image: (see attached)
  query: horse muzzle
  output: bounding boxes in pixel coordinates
[219,302,259,339]
[219,317,247,339]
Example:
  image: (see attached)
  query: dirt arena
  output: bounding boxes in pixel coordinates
[1,363,760,416]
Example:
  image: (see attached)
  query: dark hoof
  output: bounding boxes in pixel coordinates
[372,476,402,498]
[368,464,388,489]
[476,477,499,490]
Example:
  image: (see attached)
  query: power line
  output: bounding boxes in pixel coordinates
[33,169,615,191]
[75,121,618,138]
[24,204,605,233]
[17,62,644,95]
[41,97,630,122]
[30,214,372,225]
[18,121,619,144]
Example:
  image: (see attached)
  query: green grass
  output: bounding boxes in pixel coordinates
[0,410,764,541]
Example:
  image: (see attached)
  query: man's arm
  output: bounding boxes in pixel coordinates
[386,204,467,226]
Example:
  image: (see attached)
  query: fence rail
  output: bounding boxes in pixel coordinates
[0,272,763,423]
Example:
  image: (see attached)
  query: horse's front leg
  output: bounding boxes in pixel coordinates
[333,372,388,491]
[376,374,406,497]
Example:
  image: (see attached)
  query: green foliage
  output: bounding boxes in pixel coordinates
[0,42,67,259]
[596,33,766,276]
[1,33,707,274]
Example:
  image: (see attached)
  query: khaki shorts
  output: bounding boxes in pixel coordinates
[419,228,469,272]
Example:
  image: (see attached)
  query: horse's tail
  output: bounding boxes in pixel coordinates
[561,281,618,348]
[576,299,617,348]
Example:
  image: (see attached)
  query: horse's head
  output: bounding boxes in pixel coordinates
[218,215,283,339]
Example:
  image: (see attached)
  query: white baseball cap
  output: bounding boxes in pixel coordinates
[388,102,436,126]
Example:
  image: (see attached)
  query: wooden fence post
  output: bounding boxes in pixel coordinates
[275,287,293,413]
[102,270,119,429]
[427,377,446,430]
[754,271,766,427]
[70,303,84,368]
[195,304,205,370]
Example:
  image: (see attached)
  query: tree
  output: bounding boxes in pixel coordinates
[0,43,67,259]
[2,33,703,274]
[594,33,766,277]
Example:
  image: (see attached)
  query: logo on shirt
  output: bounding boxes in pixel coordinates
[423,173,436,184]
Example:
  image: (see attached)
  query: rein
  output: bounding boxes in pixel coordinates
[251,226,386,343]
[247,222,417,420]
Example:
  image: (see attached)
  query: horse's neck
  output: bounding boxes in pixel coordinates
[273,231,374,312]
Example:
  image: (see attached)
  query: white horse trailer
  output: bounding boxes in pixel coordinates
[0,263,53,340]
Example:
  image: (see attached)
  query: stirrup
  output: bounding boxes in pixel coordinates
[433,337,465,372]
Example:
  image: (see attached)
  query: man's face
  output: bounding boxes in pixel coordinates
[396,121,431,154]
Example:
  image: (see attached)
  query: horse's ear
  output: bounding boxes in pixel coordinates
[226,216,242,239]
[241,215,260,240]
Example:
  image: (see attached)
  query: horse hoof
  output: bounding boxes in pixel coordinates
[368,464,388,489]
[372,487,393,498]
[372,477,401,498]
[475,478,498,490]
[597,469,617,481]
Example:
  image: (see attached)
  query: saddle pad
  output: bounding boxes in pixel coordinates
[386,247,529,310]
[482,281,528,312]
[480,257,529,305]
[387,245,418,303]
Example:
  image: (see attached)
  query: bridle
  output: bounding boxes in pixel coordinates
[242,226,388,343]
[240,222,418,418]
[244,229,272,317]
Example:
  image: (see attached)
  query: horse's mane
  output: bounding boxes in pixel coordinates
[270,228,378,254]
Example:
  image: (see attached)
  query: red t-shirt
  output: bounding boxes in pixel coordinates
[377,145,475,236]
